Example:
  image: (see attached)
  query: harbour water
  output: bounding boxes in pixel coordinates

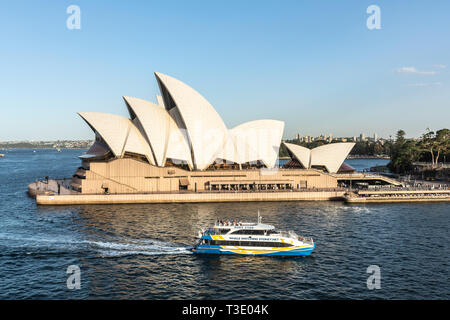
[0,149,448,299]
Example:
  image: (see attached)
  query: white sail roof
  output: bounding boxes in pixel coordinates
[229,120,285,168]
[165,127,193,168]
[156,95,165,108]
[283,142,311,168]
[78,112,155,165]
[155,72,228,170]
[124,96,168,166]
[310,142,355,173]
[213,131,243,164]
[283,142,355,173]
[123,96,193,168]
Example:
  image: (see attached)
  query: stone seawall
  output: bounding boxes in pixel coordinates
[36,191,346,205]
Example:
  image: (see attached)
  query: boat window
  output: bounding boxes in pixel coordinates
[230,229,266,235]
[206,240,293,247]
[205,228,231,235]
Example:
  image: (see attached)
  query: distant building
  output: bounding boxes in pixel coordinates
[328,134,333,142]
[302,135,313,143]
[360,133,366,141]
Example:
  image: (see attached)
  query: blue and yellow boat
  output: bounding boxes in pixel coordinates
[192,215,315,256]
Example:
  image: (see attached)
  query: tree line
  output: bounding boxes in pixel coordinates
[388,128,449,174]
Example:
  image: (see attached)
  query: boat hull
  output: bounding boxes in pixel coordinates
[192,244,315,256]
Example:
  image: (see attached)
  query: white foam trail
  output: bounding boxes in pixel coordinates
[98,248,193,257]
[0,234,82,246]
[87,240,193,256]
[0,233,193,256]
[347,206,371,213]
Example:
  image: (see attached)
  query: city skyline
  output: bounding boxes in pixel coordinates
[293,132,383,142]
[0,1,449,141]
[0,130,411,144]
[0,129,440,144]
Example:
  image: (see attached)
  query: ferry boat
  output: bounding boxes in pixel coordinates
[192,214,315,256]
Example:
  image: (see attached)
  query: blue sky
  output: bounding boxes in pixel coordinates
[0,0,449,141]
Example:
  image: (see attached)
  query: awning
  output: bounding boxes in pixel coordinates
[338,162,355,173]
[79,141,110,159]
[210,179,294,184]
[179,178,190,186]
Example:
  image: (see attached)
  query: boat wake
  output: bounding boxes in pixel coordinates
[0,233,193,257]
[89,239,193,257]
[346,206,372,213]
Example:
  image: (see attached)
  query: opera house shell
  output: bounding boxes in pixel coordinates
[282,142,355,174]
[72,72,355,194]
[79,72,287,171]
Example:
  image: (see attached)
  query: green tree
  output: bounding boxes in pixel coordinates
[419,128,450,167]
[434,128,450,165]
[396,129,406,144]
[388,130,419,174]
[420,128,436,166]
[373,143,383,155]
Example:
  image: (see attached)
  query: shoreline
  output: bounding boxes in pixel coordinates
[0,147,89,150]
[346,155,391,159]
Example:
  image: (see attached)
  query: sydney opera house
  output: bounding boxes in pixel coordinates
[67,72,357,195]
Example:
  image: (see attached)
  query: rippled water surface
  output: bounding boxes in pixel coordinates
[0,149,448,299]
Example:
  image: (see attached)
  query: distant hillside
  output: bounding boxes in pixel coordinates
[0,140,93,149]
[0,142,54,148]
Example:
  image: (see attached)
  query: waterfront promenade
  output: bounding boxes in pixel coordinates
[29,178,449,205]
[345,188,450,203]
[30,179,346,204]
[34,189,347,205]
